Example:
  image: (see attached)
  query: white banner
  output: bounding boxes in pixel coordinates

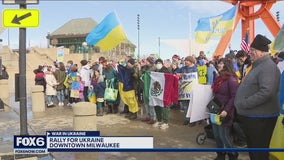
[178,72,198,100]
[186,84,213,123]
[56,46,64,62]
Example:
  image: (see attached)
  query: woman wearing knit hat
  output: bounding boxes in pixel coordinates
[146,56,155,65]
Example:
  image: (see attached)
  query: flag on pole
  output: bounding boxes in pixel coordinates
[143,72,179,107]
[195,5,237,44]
[86,12,127,51]
[241,31,250,53]
[274,24,284,51]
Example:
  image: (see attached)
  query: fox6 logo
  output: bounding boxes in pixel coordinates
[14,136,46,148]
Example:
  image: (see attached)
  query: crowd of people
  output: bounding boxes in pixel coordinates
[31,34,283,160]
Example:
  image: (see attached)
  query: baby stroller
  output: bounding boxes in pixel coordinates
[196,122,215,145]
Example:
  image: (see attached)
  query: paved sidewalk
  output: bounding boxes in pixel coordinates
[0,48,251,160]
[0,94,251,160]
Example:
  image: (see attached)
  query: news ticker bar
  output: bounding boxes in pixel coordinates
[47,148,284,152]
[13,131,284,154]
[14,148,284,154]
[14,131,154,154]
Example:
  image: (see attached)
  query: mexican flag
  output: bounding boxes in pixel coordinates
[143,72,179,107]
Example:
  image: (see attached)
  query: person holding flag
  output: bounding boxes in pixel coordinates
[211,58,239,160]
[117,58,139,120]
[152,58,172,129]
[176,56,198,127]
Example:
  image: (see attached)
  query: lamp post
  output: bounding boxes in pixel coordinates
[137,14,140,60]
[158,37,160,58]
[82,42,88,60]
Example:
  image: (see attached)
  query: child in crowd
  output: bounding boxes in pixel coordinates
[70,75,84,105]
[45,66,58,107]
[91,70,105,116]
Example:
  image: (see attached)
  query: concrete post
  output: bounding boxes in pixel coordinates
[73,102,97,130]
[31,85,45,112]
[0,80,9,99]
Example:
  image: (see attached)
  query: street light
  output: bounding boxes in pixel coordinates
[158,37,160,58]
[82,42,88,60]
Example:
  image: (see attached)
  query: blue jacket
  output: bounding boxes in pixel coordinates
[94,82,105,99]
[177,65,198,74]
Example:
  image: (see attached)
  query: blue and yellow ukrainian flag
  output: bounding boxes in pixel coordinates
[270,71,284,159]
[210,113,222,125]
[86,12,127,51]
[195,5,237,44]
[273,24,284,51]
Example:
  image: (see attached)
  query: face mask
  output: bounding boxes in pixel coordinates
[156,64,163,70]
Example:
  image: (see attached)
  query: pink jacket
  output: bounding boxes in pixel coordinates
[79,82,84,100]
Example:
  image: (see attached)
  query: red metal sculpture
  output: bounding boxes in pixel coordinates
[214,0,281,57]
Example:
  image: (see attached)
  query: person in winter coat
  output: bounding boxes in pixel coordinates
[34,65,46,92]
[152,59,172,129]
[117,58,139,120]
[140,56,157,124]
[64,65,78,106]
[0,65,9,79]
[45,66,58,107]
[79,60,91,102]
[103,63,118,113]
[234,34,280,160]
[176,55,198,127]
[92,70,105,116]
[54,62,66,106]
[211,58,239,160]
[70,75,84,104]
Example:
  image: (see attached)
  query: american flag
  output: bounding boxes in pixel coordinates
[241,32,250,53]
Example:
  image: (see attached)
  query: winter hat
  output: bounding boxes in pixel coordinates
[278,51,284,59]
[146,56,155,64]
[235,50,247,58]
[155,58,163,64]
[172,54,180,60]
[185,56,195,64]
[250,34,271,52]
[128,58,135,65]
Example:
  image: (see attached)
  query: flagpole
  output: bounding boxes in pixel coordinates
[158,37,160,57]
[189,12,192,56]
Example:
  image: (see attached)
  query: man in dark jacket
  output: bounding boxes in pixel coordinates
[117,58,139,120]
[234,34,281,160]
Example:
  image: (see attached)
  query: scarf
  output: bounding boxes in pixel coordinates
[211,73,231,93]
